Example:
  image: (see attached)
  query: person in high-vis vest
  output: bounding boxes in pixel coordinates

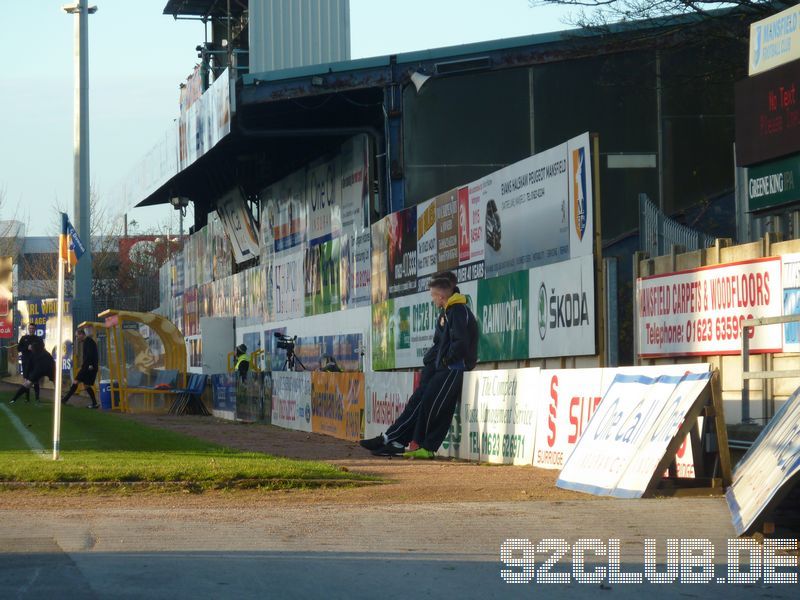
[235,344,250,382]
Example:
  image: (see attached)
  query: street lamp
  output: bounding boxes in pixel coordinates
[169,196,190,239]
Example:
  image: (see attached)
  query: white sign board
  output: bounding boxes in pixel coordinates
[636,257,782,358]
[364,372,416,439]
[438,368,539,465]
[216,187,260,264]
[532,364,710,472]
[272,249,305,321]
[782,253,800,352]
[529,254,596,358]
[557,371,711,498]
[749,4,800,76]
[271,372,313,432]
[727,386,800,535]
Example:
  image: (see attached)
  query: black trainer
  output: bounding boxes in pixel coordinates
[371,443,406,457]
[359,435,385,451]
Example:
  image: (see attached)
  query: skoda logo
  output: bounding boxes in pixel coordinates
[537,282,547,340]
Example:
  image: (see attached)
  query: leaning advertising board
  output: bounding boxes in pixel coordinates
[532,364,710,472]
[529,254,595,358]
[636,257,783,357]
[557,371,711,498]
[271,371,313,432]
[436,188,460,272]
[311,372,365,442]
[726,385,800,535]
[438,368,539,465]
[387,206,418,298]
[364,371,416,440]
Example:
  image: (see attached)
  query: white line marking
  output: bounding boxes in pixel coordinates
[0,403,47,458]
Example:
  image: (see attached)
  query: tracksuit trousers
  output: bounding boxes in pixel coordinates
[385,366,463,452]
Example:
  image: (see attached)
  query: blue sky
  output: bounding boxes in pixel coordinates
[1,0,571,236]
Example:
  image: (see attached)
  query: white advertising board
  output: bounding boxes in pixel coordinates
[636,257,782,358]
[781,253,800,352]
[364,371,416,439]
[216,187,260,264]
[438,368,539,465]
[557,371,711,498]
[272,249,305,321]
[727,385,800,535]
[532,364,710,472]
[306,157,340,246]
[271,372,313,432]
[483,142,569,278]
[529,254,596,358]
[749,4,800,76]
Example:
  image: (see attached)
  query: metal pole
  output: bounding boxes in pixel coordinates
[741,326,750,423]
[65,2,96,327]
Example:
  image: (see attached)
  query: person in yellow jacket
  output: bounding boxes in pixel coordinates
[234,344,250,382]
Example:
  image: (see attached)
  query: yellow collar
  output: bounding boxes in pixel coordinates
[445,293,467,309]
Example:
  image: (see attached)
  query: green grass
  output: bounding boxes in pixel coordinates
[0,392,370,491]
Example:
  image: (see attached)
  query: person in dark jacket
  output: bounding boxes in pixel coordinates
[360,271,478,458]
[17,323,43,401]
[8,341,55,404]
[61,328,100,408]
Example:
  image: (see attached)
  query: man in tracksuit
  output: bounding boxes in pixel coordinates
[360,271,478,459]
[62,328,100,408]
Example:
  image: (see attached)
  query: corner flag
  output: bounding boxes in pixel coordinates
[59,213,85,269]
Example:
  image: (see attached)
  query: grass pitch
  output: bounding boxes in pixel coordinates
[0,392,368,491]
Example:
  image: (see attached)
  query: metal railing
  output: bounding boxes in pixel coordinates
[639,193,715,256]
[741,314,800,422]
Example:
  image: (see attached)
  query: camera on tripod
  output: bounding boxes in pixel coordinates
[274,332,304,371]
[274,332,296,352]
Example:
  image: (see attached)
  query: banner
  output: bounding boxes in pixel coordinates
[478,270,529,362]
[216,187,260,264]
[211,372,238,419]
[364,371,416,439]
[306,156,340,246]
[435,188,460,272]
[727,385,800,535]
[416,198,438,289]
[387,206,418,298]
[271,371,313,432]
[782,252,800,351]
[483,142,570,278]
[311,372,365,442]
[529,254,595,358]
[15,298,74,371]
[438,369,539,465]
[636,257,782,357]
[749,4,800,76]
[371,218,389,304]
[183,286,199,336]
[272,249,305,321]
[557,372,711,498]
[273,170,307,253]
[372,282,478,370]
[293,333,364,372]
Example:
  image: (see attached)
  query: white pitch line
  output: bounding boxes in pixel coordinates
[0,403,47,458]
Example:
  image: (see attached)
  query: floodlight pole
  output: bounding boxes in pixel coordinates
[63,1,96,326]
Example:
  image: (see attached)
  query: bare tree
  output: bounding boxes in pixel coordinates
[528,0,787,30]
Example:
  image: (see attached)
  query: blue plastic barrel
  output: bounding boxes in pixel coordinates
[99,380,112,410]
